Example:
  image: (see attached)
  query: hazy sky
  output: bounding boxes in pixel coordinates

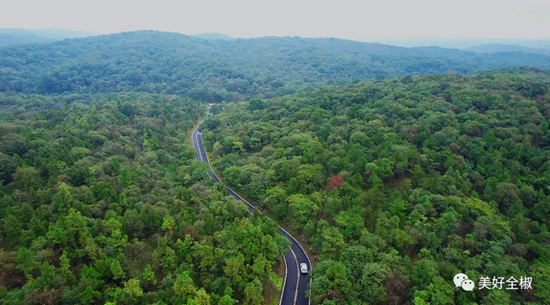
[2,0,550,40]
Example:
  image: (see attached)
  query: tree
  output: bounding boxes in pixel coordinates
[531,262,550,303]
[287,194,319,224]
[218,295,236,305]
[223,254,245,286]
[493,182,519,209]
[320,226,346,259]
[243,281,263,305]
[110,258,125,280]
[174,271,196,297]
[482,290,511,305]
[411,259,436,287]
[13,167,40,191]
[119,103,137,117]
[328,175,344,191]
[534,197,550,222]
[14,246,39,279]
[295,164,323,193]
[310,260,351,304]
[0,153,17,184]
[263,187,287,218]
[31,262,56,289]
[52,183,73,214]
[140,204,162,236]
[360,263,387,304]
[232,141,245,154]
[162,215,175,232]
[247,99,266,111]
[188,88,214,102]
[3,213,22,246]
[334,208,364,240]
[178,161,210,186]
[195,288,211,305]
[140,264,156,286]
[463,197,495,216]
[124,279,143,298]
[79,286,101,305]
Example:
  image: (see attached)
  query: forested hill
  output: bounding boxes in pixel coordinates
[200,68,550,304]
[0,92,290,304]
[2,30,550,99]
[0,28,97,47]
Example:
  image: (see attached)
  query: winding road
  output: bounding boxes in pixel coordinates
[191,114,312,305]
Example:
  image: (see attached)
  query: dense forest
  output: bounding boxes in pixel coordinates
[2,31,550,100]
[0,92,290,304]
[3,28,550,304]
[200,68,550,305]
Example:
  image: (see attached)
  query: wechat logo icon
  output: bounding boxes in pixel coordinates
[454,273,475,291]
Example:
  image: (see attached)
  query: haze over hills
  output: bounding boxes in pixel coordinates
[0,28,97,47]
[464,43,550,56]
[193,33,236,41]
[1,30,550,99]
[370,37,550,49]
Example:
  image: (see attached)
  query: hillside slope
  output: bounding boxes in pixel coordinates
[0,91,289,304]
[2,30,550,99]
[0,28,96,47]
[201,68,550,304]
[465,43,550,56]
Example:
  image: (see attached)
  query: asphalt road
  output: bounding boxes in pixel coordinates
[191,115,312,305]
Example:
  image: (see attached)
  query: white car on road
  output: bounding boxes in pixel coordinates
[300,263,308,274]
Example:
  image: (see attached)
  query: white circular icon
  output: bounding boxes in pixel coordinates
[453,273,468,287]
[453,273,475,291]
[461,279,475,291]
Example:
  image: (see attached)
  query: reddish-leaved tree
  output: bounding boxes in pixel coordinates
[328,175,344,191]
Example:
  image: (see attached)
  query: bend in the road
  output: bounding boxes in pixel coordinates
[191,115,312,305]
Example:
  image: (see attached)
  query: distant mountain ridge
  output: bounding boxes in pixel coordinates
[0,28,97,47]
[193,33,236,41]
[368,37,550,49]
[1,30,550,99]
[463,43,550,56]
